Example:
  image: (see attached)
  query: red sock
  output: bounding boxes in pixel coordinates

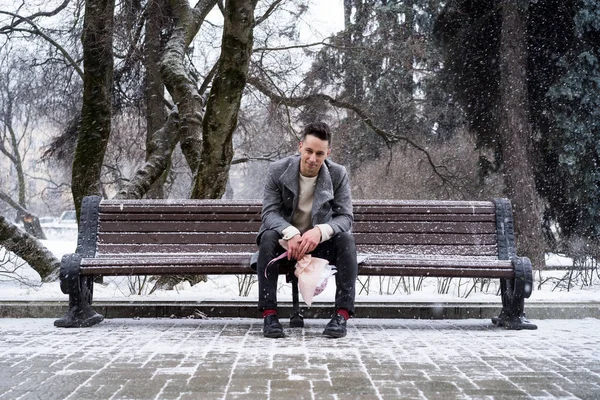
[262,309,277,318]
[336,308,350,320]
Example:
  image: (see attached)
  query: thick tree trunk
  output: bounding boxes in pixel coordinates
[160,0,217,174]
[0,215,59,281]
[499,0,545,268]
[144,0,169,198]
[191,0,258,199]
[71,0,115,215]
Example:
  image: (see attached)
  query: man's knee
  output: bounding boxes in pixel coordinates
[259,229,281,247]
[333,231,356,247]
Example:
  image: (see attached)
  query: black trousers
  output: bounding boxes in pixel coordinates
[257,229,358,314]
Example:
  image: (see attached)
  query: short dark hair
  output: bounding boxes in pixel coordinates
[302,122,332,146]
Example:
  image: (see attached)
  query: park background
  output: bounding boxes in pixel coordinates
[0,0,599,303]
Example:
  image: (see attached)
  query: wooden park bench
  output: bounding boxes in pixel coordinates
[54,195,536,330]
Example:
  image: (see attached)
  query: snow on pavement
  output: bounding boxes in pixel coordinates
[0,318,599,399]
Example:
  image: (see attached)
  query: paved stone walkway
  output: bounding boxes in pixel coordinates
[1,318,599,399]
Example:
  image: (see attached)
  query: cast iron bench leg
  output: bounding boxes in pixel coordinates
[54,254,104,328]
[492,257,537,330]
[289,275,304,328]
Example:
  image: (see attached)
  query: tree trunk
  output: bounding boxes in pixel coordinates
[499,0,545,269]
[144,0,170,198]
[71,0,115,216]
[0,94,46,238]
[191,0,258,199]
[342,0,365,104]
[116,0,216,201]
[160,0,217,175]
[114,108,180,199]
[0,215,59,281]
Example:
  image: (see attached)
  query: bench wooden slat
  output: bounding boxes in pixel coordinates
[353,199,493,207]
[80,265,257,275]
[100,204,262,214]
[81,255,514,278]
[97,220,495,235]
[80,256,512,279]
[353,221,495,234]
[356,245,499,256]
[353,204,494,214]
[80,265,513,278]
[99,198,492,208]
[98,221,262,233]
[353,233,498,245]
[99,212,262,222]
[98,232,257,244]
[357,266,514,278]
[82,254,252,266]
[354,214,495,222]
[97,232,497,246]
[96,243,257,254]
[98,213,495,223]
[96,243,499,256]
[90,199,512,276]
[82,255,511,269]
[98,200,494,215]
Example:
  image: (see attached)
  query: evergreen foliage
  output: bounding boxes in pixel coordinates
[542,0,600,241]
[434,0,600,248]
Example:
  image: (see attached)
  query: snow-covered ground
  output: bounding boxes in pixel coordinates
[1,233,599,304]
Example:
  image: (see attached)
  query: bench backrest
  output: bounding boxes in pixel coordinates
[93,199,502,259]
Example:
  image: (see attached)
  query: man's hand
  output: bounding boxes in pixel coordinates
[286,234,303,260]
[286,227,321,260]
[299,227,321,255]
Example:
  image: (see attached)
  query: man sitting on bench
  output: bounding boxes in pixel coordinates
[254,121,358,338]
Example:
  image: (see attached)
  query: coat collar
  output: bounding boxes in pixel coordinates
[280,156,301,196]
[279,156,335,212]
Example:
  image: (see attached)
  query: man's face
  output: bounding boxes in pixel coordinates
[299,134,331,177]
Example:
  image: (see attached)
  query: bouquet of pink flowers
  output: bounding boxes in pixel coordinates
[293,254,336,306]
[265,239,337,306]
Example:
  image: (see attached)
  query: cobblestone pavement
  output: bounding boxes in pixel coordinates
[1,318,599,400]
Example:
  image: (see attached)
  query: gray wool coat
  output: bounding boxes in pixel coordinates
[250,155,354,267]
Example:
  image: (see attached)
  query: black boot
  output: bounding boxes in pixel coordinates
[263,314,285,338]
[323,314,347,338]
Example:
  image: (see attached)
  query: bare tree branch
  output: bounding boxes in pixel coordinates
[253,40,330,52]
[253,40,391,54]
[246,76,457,186]
[231,154,278,165]
[115,107,180,199]
[0,0,71,31]
[254,0,284,26]
[0,190,47,239]
[198,60,219,97]
[0,11,84,78]
[0,190,26,215]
